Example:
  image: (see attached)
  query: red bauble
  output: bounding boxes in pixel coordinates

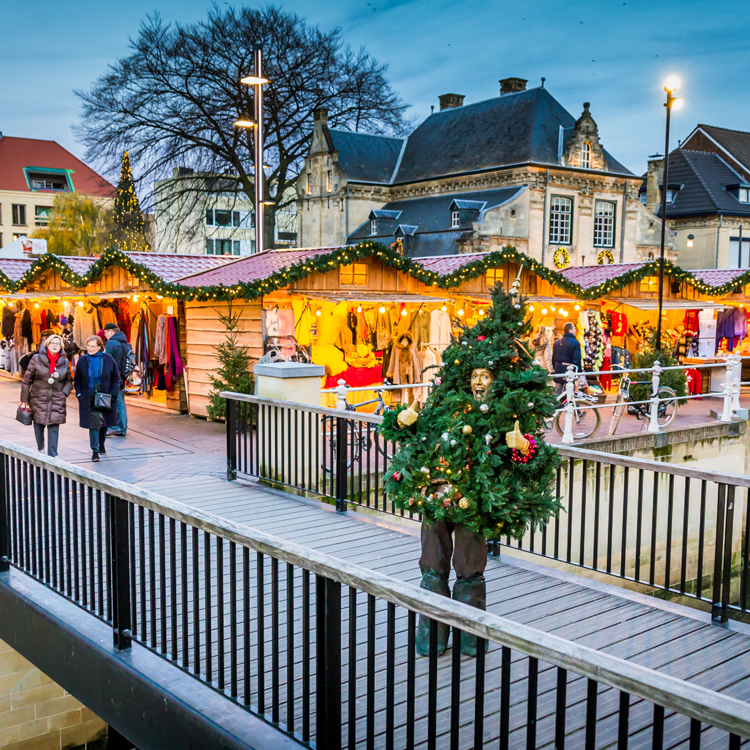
[477,335,487,341]
[393,472,402,482]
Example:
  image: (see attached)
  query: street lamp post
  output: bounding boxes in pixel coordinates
[239,46,269,256]
[656,76,682,351]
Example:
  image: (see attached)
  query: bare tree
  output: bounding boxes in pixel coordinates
[75,5,411,250]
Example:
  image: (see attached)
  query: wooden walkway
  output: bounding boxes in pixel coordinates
[138,474,750,749]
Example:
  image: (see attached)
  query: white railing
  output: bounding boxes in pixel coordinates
[325,356,749,443]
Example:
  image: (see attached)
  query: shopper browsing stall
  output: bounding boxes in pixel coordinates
[103,323,131,437]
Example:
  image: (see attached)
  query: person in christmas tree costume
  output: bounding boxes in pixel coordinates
[379,283,562,656]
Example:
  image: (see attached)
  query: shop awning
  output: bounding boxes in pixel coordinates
[606,298,729,311]
[295,291,450,303]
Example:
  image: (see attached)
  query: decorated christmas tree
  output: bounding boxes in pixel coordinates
[379,283,562,541]
[207,304,255,421]
[109,152,149,252]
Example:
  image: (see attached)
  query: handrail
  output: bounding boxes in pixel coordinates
[221,392,750,488]
[1,436,749,738]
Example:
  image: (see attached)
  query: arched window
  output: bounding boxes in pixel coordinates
[581,141,592,169]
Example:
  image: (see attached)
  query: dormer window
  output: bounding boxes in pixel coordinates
[581,141,592,169]
[665,188,676,203]
[25,168,72,192]
[727,183,750,203]
[451,210,460,228]
[370,219,377,235]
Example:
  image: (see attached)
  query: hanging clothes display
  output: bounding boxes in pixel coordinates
[73,302,100,348]
[429,308,452,348]
[583,310,604,371]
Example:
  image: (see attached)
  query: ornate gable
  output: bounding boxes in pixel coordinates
[563,103,607,171]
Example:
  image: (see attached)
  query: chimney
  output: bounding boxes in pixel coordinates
[438,93,465,111]
[314,107,328,123]
[173,166,194,177]
[500,77,527,95]
[646,154,664,213]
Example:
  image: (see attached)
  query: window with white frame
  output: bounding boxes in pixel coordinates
[35,206,52,226]
[451,210,460,228]
[548,196,572,245]
[581,142,592,169]
[664,188,677,203]
[206,209,249,227]
[370,219,377,235]
[206,238,241,255]
[593,200,615,248]
[738,187,750,203]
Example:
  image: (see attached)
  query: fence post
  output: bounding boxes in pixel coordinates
[109,494,132,651]
[731,354,742,413]
[316,575,342,749]
[711,484,727,623]
[561,366,576,445]
[335,380,349,411]
[226,397,238,481]
[647,360,662,434]
[0,454,8,573]
[335,416,348,513]
[719,358,735,423]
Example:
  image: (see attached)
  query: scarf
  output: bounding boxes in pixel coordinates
[86,351,104,389]
[47,350,61,375]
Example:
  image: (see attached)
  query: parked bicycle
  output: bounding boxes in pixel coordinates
[550,377,602,440]
[609,366,678,435]
[321,387,394,473]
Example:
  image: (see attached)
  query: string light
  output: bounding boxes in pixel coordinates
[441,304,447,312]
[315,310,321,317]
[457,308,464,316]
[78,301,84,307]
[379,306,386,314]
[542,308,548,315]
[529,304,534,312]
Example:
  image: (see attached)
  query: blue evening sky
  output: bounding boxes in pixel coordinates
[1,0,747,180]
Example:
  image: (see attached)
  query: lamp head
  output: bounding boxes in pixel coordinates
[241,75,269,86]
[234,118,256,129]
[671,97,683,111]
[664,76,680,93]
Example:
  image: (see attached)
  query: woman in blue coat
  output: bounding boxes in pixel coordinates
[74,335,121,462]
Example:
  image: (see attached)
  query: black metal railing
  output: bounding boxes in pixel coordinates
[224,394,750,623]
[0,439,749,748]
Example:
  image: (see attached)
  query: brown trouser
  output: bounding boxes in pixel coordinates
[419,521,487,580]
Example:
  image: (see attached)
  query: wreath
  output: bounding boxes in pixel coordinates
[553,247,570,269]
[391,238,405,256]
[597,248,615,265]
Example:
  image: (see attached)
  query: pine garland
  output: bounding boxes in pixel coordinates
[1,240,749,302]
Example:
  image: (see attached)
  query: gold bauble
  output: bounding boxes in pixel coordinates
[462,425,473,435]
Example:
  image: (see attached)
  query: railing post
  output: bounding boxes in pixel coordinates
[226,397,238,481]
[315,575,342,749]
[109,494,132,651]
[561,366,576,445]
[335,379,349,411]
[711,484,727,623]
[719,358,735,423]
[647,361,662,434]
[731,354,742,413]
[335,416,348,513]
[0,454,9,573]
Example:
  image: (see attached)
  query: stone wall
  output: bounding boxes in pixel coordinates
[0,639,105,749]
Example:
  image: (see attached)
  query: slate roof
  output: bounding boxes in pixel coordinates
[560,263,645,290]
[698,125,750,175]
[0,136,115,197]
[329,129,404,183]
[660,149,750,218]
[0,259,34,282]
[125,252,232,282]
[174,248,337,287]
[392,88,631,183]
[347,187,525,256]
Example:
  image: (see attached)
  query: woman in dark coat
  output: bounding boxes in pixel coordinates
[74,335,121,462]
[19,334,73,458]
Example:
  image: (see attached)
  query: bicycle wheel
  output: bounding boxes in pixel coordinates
[554,404,601,440]
[656,386,678,429]
[609,394,626,435]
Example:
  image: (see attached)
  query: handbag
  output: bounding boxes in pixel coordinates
[15,405,33,426]
[92,391,112,412]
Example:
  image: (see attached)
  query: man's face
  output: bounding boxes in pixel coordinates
[104,329,114,340]
[470,368,494,401]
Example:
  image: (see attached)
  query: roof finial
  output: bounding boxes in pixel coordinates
[430,105,434,114]
[541,77,545,89]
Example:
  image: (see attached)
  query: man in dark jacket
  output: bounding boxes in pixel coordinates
[551,322,582,393]
[103,323,130,437]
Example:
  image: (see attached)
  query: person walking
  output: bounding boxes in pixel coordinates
[531,325,553,373]
[74,335,121,462]
[103,323,130,437]
[19,334,73,458]
[551,322,582,394]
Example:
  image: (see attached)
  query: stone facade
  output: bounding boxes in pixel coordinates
[297,87,664,267]
[0,640,105,749]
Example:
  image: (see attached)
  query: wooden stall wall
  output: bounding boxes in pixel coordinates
[184,300,263,418]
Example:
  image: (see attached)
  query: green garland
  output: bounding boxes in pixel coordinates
[0,240,748,302]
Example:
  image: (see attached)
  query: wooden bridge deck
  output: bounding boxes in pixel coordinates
[137,474,750,749]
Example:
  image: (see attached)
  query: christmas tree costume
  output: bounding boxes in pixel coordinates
[379,284,562,656]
